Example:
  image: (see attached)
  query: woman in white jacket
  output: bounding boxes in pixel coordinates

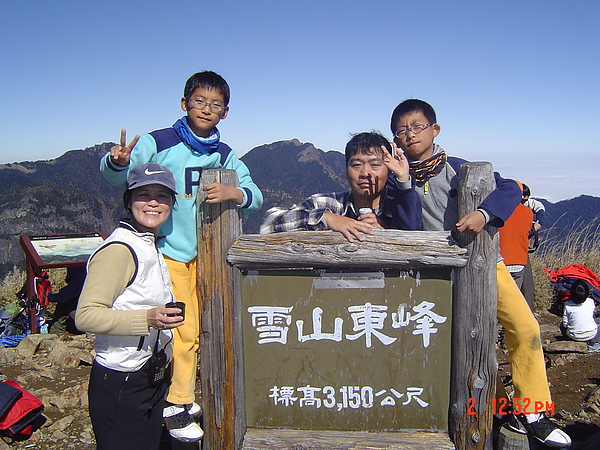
[76,163,184,450]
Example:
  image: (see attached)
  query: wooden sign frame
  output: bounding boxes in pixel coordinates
[197,165,499,450]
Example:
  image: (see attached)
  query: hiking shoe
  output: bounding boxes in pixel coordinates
[187,401,202,418]
[504,413,527,434]
[588,342,600,352]
[163,404,204,442]
[522,414,571,448]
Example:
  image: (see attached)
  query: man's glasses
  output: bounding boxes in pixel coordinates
[186,98,226,113]
[394,122,435,139]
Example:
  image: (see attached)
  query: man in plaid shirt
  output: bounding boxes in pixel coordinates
[259,132,420,242]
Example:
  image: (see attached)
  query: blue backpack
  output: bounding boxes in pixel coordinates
[0,305,28,347]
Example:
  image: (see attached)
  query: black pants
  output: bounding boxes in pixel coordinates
[560,320,600,345]
[521,256,535,311]
[89,360,169,450]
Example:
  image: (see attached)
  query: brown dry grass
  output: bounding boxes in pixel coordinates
[0,265,26,305]
[531,217,600,313]
[0,266,67,307]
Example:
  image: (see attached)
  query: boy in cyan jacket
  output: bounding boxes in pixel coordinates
[101,71,263,442]
[387,99,570,448]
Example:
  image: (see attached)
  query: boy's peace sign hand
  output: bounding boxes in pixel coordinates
[110,129,140,167]
[382,143,410,182]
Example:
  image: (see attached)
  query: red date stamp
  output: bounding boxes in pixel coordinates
[467,398,555,416]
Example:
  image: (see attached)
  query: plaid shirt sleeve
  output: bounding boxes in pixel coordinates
[259,192,351,234]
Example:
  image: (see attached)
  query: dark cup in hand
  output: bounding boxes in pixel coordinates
[165,301,185,319]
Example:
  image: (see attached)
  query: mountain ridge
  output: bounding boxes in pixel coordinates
[0,140,597,278]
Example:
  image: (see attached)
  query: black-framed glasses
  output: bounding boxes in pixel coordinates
[186,98,226,113]
[394,122,435,139]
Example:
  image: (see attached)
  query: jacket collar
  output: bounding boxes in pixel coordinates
[117,219,160,245]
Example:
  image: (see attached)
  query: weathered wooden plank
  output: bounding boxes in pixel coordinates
[242,428,455,449]
[197,169,246,450]
[228,229,468,269]
[449,162,498,450]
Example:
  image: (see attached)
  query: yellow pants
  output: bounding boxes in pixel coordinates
[164,257,199,405]
[497,262,551,404]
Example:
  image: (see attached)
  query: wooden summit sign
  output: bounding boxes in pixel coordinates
[242,267,452,432]
[196,164,499,450]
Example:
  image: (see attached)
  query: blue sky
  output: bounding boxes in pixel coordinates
[1,0,599,202]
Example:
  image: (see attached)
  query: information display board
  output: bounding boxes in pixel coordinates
[20,232,106,269]
[242,267,452,432]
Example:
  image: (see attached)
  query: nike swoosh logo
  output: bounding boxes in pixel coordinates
[145,169,165,175]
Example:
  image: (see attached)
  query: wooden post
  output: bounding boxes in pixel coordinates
[24,258,38,333]
[197,169,246,450]
[449,162,498,449]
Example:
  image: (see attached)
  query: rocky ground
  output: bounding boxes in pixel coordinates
[0,332,199,450]
[0,333,96,449]
[495,310,600,449]
[0,311,598,450]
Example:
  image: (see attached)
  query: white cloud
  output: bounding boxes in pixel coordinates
[492,160,600,203]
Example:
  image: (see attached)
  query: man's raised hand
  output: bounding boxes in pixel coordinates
[110,129,140,167]
[383,143,410,182]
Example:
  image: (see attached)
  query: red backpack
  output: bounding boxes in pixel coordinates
[35,271,52,308]
[545,264,600,304]
[0,381,45,442]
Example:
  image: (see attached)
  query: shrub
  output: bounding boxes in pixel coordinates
[0,266,67,308]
